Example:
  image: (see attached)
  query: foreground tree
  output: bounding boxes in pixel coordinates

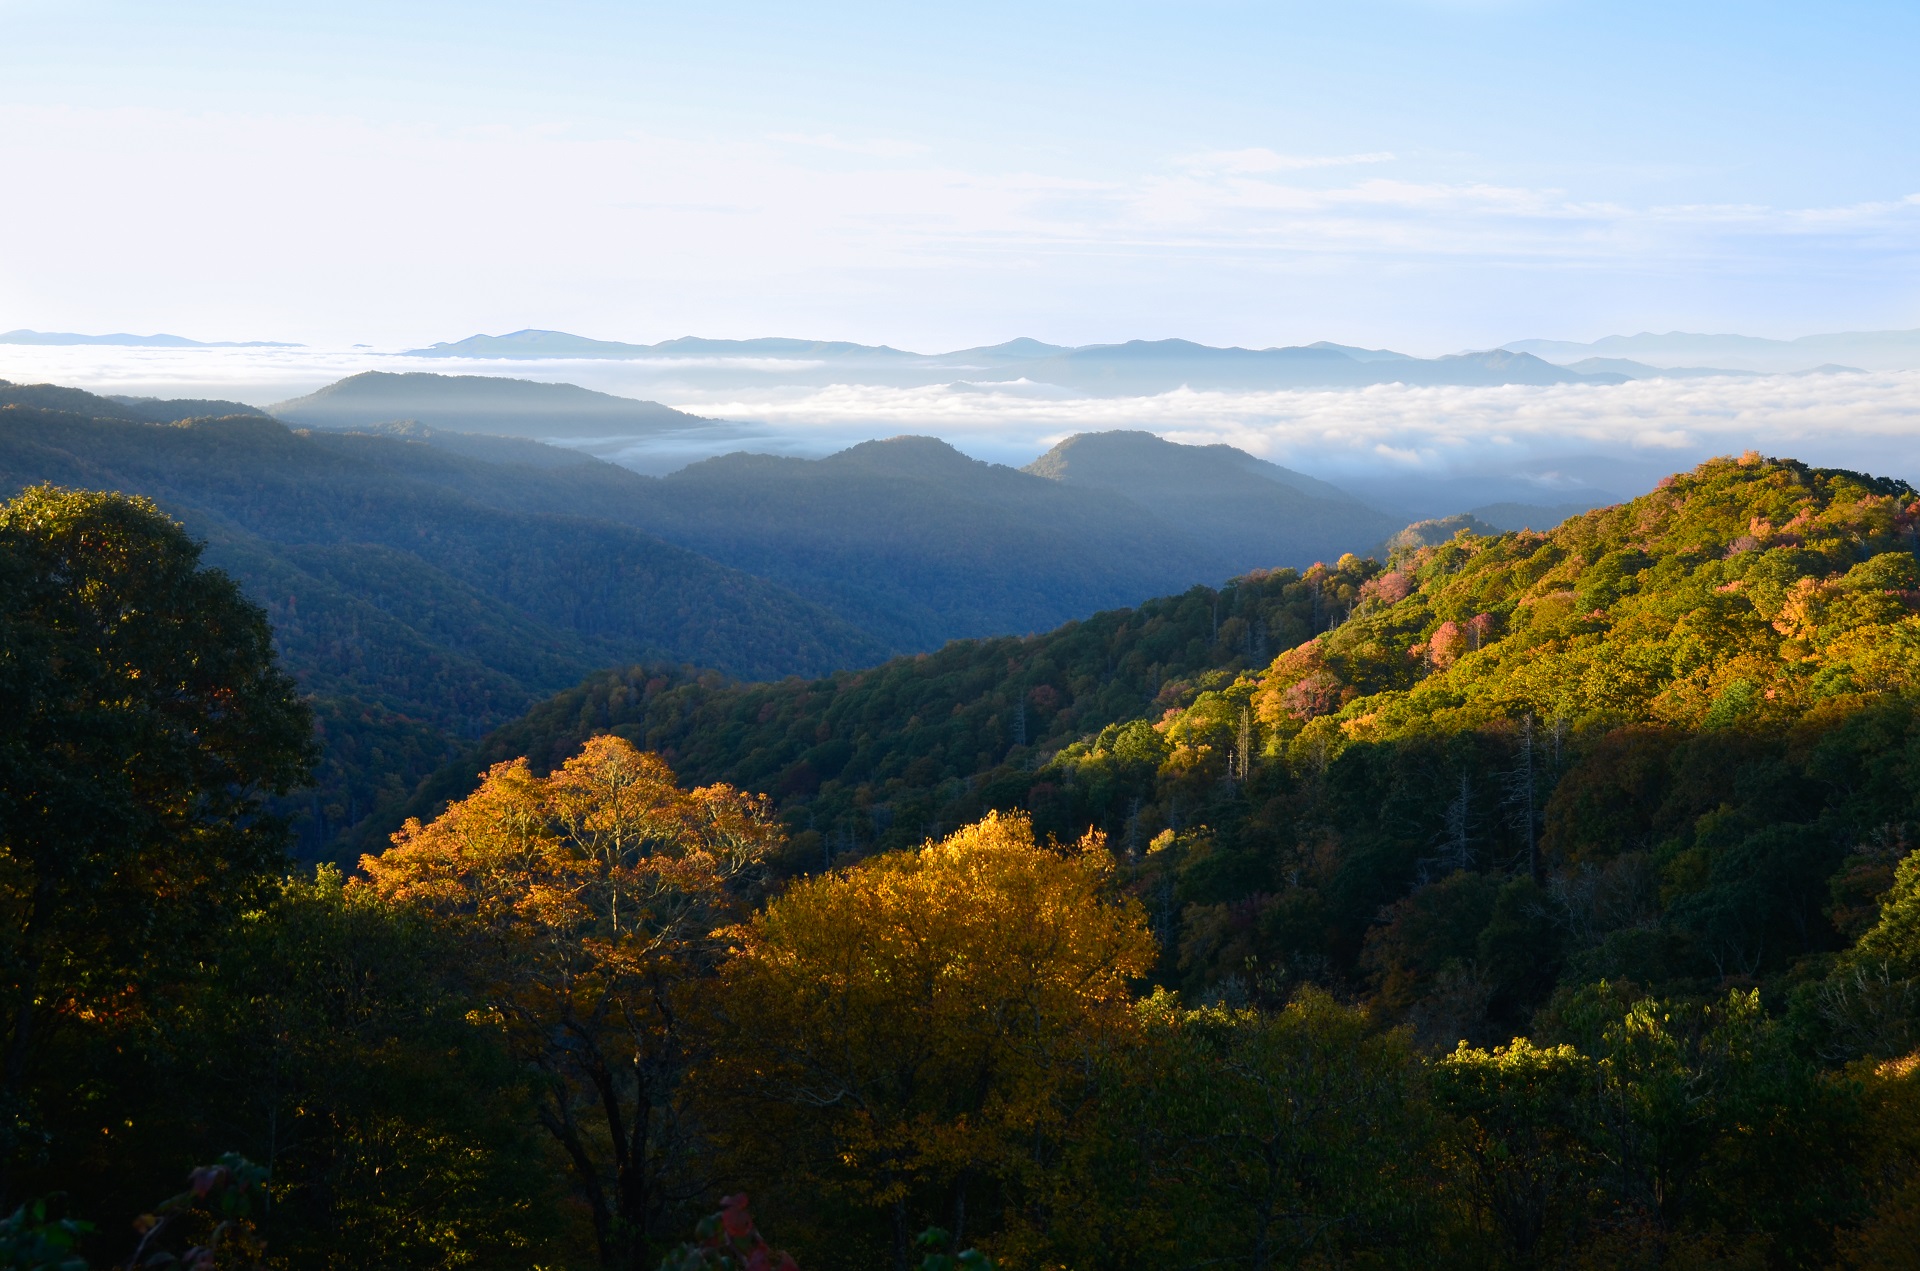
[150,868,563,1270]
[0,486,312,1203]
[702,812,1156,1271]
[1129,992,1433,1270]
[362,736,781,1269]
[1432,1038,1597,1266]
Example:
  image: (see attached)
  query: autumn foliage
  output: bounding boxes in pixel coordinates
[364,737,782,1268]
[16,462,1920,1269]
[701,812,1153,1269]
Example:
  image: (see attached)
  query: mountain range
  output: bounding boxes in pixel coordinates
[398,325,1920,388]
[405,329,1620,394]
[1505,328,1920,372]
[0,328,299,348]
[5,377,1513,858]
[12,323,1915,377]
[249,368,1619,520]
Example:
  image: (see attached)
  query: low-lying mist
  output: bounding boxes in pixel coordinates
[5,344,1915,514]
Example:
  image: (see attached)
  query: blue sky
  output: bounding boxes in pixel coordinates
[1,0,1915,351]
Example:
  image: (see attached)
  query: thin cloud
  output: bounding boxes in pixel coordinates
[1183,148,1398,174]
[4,106,1916,349]
[767,132,930,159]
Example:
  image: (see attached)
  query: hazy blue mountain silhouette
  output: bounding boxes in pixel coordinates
[0,328,297,347]
[408,329,1069,365]
[1024,431,1397,566]
[400,329,1621,392]
[1505,328,1920,372]
[270,371,714,438]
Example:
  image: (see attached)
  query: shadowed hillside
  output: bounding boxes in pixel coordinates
[314,425,1405,650]
[628,437,1236,648]
[1024,430,1398,569]
[0,382,885,857]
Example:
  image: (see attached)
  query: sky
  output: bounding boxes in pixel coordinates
[2,0,1917,354]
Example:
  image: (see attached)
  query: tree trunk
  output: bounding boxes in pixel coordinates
[0,884,51,1207]
[619,1057,653,1271]
[892,1195,912,1271]
[540,1095,615,1267]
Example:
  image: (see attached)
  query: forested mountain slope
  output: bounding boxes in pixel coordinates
[19,457,1920,1270]
[1063,453,1920,1041]
[305,424,1384,650]
[0,388,885,857]
[630,438,1240,648]
[429,452,1920,1060]
[401,555,1380,862]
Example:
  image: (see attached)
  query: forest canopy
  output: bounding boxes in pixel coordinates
[7,455,1920,1269]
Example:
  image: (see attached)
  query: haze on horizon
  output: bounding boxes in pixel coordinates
[2,0,1917,354]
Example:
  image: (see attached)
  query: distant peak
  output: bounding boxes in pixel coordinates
[825,435,986,475]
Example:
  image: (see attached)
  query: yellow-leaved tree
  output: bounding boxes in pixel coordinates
[700,811,1155,1271]
[361,736,781,1271]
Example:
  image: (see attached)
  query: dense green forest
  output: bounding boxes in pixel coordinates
[400,554,1379,863]
[9,440,1920,1269]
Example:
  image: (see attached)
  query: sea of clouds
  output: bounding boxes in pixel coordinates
[669,372,1920,483]
[5,344,1918,497]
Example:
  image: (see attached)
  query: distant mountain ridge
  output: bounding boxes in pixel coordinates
[624,436,1264,649]
[0,380,269,421]
[968,340,1612,394]
[402,328,1622,394]
[0,328,298,348]
[1505,327,1920,372]
[409,330,1071,365]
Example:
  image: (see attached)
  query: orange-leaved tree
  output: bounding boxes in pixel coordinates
[701,811,1155,1271]
[361,736,781,1270]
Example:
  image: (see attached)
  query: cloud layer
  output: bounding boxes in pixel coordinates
[9,344,1913,492]
[677,370,1920,483]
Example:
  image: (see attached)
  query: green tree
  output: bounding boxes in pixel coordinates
[1433,1038,1596,1266]
[1547,984,1857,1266]
[1130,990,1433,1271]
[0,486,312,1203]
[159,869,563,1270]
